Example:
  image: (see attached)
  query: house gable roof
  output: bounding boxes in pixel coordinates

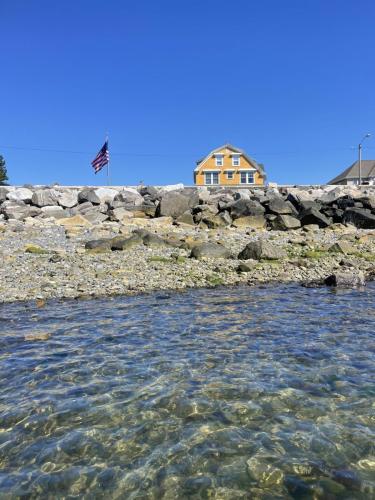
[328,160,375,184]
[195,143,265,176]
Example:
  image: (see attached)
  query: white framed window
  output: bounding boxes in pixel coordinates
[240,171,255,184]
[226,171,234,180]
[232,154,241,167]
[205,172,219,185]
[215,154,224,167]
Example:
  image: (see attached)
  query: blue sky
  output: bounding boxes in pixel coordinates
[1,0,374,186]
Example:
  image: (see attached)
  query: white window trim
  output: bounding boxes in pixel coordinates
[240,170,255,185]
[232,154,241,167]
[238,168,256,171]
[226,171,234,179]
[204,171,220,185]
[214,154,224,167]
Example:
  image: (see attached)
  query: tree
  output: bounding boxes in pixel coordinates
[0,155,8,185]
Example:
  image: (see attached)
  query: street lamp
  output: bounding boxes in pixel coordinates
[358,133,371,185]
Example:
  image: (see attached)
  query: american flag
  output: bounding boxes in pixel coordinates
[91,140,109,174]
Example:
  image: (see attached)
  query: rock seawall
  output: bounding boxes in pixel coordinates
[2,184,375,229]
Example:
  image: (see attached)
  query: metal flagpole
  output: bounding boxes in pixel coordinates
[106,133,110,186]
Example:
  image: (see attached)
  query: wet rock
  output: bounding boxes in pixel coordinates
[324,271,365,288]
[343,208,375,229]
[246,457,284,486]
[300,208,331,228]
[24,331,51,341]
[190,242,231,259]
[272,214,301,230]
[238,240,287,260]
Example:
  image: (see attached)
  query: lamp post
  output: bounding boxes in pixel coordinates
[358,133,371,185]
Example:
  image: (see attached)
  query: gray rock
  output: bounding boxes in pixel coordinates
[203,212,232,228]
[158,190,199,218]
[272,214,301,230]
[267,198,294,215]
[176,210,195,225]
[325,271,365,288]
[111,234,143,250]
[114,189,143,206]
[238,240,287,260]
[40,206,67,219]
[6,188,33,203]
[343,208,375,229]
[300,208,331,228]
[190,243,231,259]
[232,215,267,229]
[139,186,159,199]
[228,199,265,219]
[85,239,112,252]
[31,189,59,207]
[0,187,9,201]
[78,189,101,205]
[109,207,134,221]
[82,211,108,224]
[94,187,119,204]
[143,233,170,247]
[57,191,79,208]
[0,200,41,220]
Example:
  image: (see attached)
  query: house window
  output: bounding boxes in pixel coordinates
[215,154,224,167]
[205,172,219,185]
[240,171,255,184]
[226,171,234,180]
[232,155,241,167]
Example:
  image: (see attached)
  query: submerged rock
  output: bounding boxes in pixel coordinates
[324,271,365,288]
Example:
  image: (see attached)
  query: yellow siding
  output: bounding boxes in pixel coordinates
[194,147,265,186]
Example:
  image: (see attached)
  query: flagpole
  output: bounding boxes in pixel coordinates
[106,133,110,186]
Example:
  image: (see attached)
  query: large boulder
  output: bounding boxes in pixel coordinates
[57,191,79,208]
[272,214,301,231]
[6,188,33,203]
[325,271,365,288]
[111,234,143,250]
[0,200,41,220]
[202,212,232,228]
[113,188,143,206]
[238,240,287,260]
[343,208,375,229]
[85,239,112,252]
[159,183,184,193]
[190,242,231,259]
[228,199,265,219]
[40,206,67,219]
[31,189,59,207]
[300,208,331,228]
[94,187,119,204]
[56,214,92,227]
[267,198,295,215]
[139,186,159,199]
[158,190,199,218]
[78,189,101,205]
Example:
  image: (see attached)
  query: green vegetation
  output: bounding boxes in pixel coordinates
[25,244,49,255]
[206,274,224,286]
[303,250,328,259]
[0,155,8,185]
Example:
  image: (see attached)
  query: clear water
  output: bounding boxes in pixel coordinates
[0,284,374,499]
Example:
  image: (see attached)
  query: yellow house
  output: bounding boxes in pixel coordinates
[194,144,266,187]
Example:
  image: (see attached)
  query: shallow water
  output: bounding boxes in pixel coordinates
[0,284,374,499]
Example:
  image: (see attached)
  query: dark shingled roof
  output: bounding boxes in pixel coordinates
[328,160,375,184]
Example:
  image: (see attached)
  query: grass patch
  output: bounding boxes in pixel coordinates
[302,250,328,259]
[207,274,224,286]
[25,244,49,255]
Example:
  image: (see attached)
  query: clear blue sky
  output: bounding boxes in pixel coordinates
[1,0,374,186]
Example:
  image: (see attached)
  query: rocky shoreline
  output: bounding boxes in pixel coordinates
[1,184,375,303]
